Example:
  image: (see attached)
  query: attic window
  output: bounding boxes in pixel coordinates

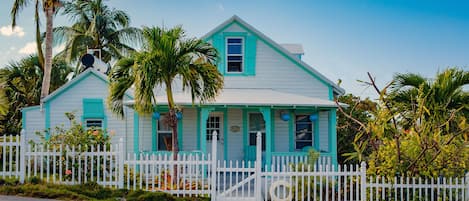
[226,38,243,72]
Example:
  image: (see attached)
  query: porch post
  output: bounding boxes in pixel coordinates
[133,112,139,154]
[329,108,338,167]
[200,107,215,154]
[259,107,272,169]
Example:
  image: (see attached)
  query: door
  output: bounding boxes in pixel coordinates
[206,114,224,161]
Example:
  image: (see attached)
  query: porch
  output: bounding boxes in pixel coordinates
[133,106,338,168]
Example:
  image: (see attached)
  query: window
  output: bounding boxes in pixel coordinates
[226,38,243,72]
[295,115,313,150]
[85,119,103,129]
[249,113,266,151]
[206,116,221,141]
[157,113,172,151]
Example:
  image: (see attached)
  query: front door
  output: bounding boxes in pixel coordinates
[206,114,224,161]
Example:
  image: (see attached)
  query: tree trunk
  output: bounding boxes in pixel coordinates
[40,6,53,100]
[35,0,44,71]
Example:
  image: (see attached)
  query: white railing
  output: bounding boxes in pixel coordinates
[0,131,468,201]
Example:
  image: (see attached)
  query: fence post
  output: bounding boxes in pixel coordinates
[210,131,218,201]
[465,172,469,200]
[118,138,124,188]
[360,161,367,201]
[255,131,262,201]
[19,129,26,183]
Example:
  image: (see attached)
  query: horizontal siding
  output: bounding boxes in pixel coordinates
[274,110,289,152]
[227,109,243,161]
[24,108,45,143]
[182,108,197,151]
[222,37,330,100]
[319,111,329,152]
[139,115,152,152]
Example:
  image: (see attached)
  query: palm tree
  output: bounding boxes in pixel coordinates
[11,0,45,70]
[54,0,140,69]
[108,26,224,160]
[390,68,468,132]
[11,0,62,100]
[0,55,72,134]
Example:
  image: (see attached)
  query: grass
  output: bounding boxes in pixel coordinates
[0,177,210,201]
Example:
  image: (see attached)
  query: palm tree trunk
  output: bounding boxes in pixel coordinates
[40,6,54,100]
[35,0,44,71]
[166,83,179,185]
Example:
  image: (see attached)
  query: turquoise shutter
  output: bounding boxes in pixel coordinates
[83,98,105,119]
[212,34,225,73]
[244,35,257,76]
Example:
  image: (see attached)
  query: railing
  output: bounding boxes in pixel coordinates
[271,151,332,171]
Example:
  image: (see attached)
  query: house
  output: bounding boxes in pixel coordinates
[22,15,345,167]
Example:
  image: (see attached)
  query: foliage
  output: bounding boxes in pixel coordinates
[342,68,469,177]
[34,112,112,151]
[336,94,376,164]
[0,55,72,134]
[0,179,209,201]
[108,26,223,160]
[55,0,141,69]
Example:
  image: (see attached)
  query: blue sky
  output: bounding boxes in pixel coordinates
[0,0,468,98]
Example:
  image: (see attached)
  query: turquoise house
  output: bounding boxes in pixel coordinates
[22,16,345,167]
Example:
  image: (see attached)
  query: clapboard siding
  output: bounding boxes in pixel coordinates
[274,110,289,152]
[319,111,329,152]
[221,37,329,100]
[182,108,197,151]
[24,108,44,143]
[227,109,243,161]
[138,115,152,152]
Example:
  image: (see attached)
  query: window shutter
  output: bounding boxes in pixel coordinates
[245,35,257,76]
[212,34,225,73]
[83,99,105,119]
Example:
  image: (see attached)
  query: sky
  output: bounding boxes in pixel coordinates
[0,0,468,99]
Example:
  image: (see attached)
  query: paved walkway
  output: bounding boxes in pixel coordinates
[0,195,58,201]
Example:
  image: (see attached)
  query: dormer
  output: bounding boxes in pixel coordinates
[203,17,257,76]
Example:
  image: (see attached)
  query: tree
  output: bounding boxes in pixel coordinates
[54,0,140,68]
[336,94,376,164]
[341,68,468,177]
[0,55,72,134]
[11,0,62,100]
[108,26,224,160]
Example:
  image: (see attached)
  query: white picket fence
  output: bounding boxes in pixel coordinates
[1,132,469,201]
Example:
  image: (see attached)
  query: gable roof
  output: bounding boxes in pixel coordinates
[202,15,345,95]
[42,68,133,103]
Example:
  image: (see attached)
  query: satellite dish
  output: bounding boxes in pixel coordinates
[81,54,95,68]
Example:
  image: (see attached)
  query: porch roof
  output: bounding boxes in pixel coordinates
[125,88,343,108]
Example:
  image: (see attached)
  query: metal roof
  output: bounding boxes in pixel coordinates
[125,88,342,108]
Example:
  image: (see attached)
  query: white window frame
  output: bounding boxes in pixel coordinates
[157,113,173,151]
[206,115,221,141]
[226,37,244,73]
[85,118,103,129]
[248,113,266,151]
[294,114,314,150]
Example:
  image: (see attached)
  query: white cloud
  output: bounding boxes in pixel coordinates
[19,42,36,54]
[217,3,224,12]
[0,25,25,37]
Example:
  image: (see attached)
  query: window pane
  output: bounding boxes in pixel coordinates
[86,119,102,128]
[296,141,312,150]
[227,56,242,61]
[227,62,242,72]
[227,38,242,43]
[249,113,265,131]
[296,131,313,140]
[158,132,172,151]
[228,44,242,54]
[249,132,266,151]
[296,115,309,123]
[158,114,171,131]
[296,123,312,132]
[206,116,221,141]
